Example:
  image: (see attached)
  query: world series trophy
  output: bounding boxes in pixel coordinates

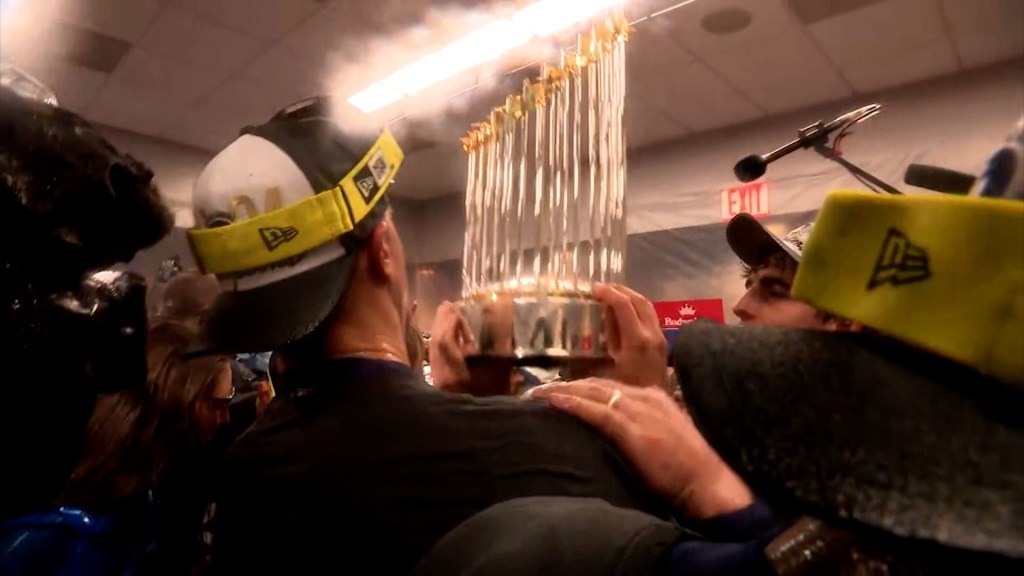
[460,12,629,366]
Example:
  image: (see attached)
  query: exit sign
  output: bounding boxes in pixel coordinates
[721,180,770,220]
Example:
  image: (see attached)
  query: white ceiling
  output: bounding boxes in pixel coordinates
[1,0,1021,200]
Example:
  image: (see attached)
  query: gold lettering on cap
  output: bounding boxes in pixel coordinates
[228,187,285,221]
[231,196,259,220]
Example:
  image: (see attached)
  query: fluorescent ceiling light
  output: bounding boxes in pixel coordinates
[382,19,532,95]
[348,0,629,113]
[347,83,405,114]
[513,0,627,38]
[380,53,450,97]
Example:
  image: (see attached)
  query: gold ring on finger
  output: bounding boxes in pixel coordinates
[607,389,622,410]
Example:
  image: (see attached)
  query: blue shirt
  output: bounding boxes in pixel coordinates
[666,499,782,575]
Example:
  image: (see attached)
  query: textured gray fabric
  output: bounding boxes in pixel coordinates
[672,321,1024,558]
[412,497,682,576]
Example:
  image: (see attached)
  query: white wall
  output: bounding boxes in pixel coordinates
[403,59,1024,264]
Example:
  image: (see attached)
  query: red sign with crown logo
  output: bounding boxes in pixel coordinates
[654,300,726,329]
[654,299,726,348]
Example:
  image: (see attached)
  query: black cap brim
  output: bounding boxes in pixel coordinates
[672,321,1024,558]
[726,213,799,266]
[190,253,356,356]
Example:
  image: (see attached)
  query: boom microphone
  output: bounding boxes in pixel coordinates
[904,164,976,195]
[734,104,881,182]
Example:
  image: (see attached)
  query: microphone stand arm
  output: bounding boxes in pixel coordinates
[812,141,903,196]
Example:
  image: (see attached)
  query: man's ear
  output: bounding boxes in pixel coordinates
[367,220,393,282]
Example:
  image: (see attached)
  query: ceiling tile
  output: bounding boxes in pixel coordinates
[86,80,188,135]
[807,0,945,65]
[669,0,853,114]
[0,1,72,67]
[277,1,368,70]
[638,57,766,132]
[53,0,161,43]
[839,41,958,93]
[244,45,322,100]
[199,76,288,124]
[108,8,269,109]
[250,78,323,118]
[164,0,323,41]
[275,0,492,78]
[20,60,108,114]
[625,102,690,149]
[329,0,471,38]
[627,22,698,77]
[160,74,310,151]
[704,39,852,114]
[788,0,891,25]
[942,0,1024,68]
[664,0,802,53]
[111,47,228,106]
[30,0,1010,174]
[0,37,51,76]
[622,0,662,21]
[807,0,957,90]
[136,8,267,74]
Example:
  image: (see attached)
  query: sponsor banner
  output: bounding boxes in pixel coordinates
[721,180,770,220]
[655,299,726,348]
[655,299,726,328]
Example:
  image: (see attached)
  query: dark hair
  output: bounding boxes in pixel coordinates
[156,271,220,324]
[740,250,798,280]
[0,85,172,519]
[60,322,229,510]
[739,251,864,328]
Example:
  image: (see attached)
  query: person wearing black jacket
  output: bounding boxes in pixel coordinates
[188,100,788,574]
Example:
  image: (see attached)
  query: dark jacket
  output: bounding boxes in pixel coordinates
[413,497,781,576]
[215,358,669,575]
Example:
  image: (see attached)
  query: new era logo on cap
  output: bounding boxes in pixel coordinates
[368,150,390,185]
[782,223,812,255]
[354,150,393,203]
[259,226,299,252]
[356,176,376,200]
[868,228,931,290]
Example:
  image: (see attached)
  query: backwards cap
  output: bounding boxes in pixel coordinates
[726,213,814,267]
[188,98,404,354]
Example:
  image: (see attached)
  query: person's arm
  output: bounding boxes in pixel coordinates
[682,498,782,543]
[534,378,789,574]
[532,380,757,519]
[662,499,784,575]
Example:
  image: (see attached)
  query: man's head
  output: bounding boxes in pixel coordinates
[155,270,221,327]
[187,97,406,359]
[314,207,410,360]
[362,209,410,324]
[727,214,852,330]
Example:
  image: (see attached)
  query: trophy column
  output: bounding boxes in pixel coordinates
[461,14,629,366]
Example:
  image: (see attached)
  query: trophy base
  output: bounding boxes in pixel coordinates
[461,292,607,367]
